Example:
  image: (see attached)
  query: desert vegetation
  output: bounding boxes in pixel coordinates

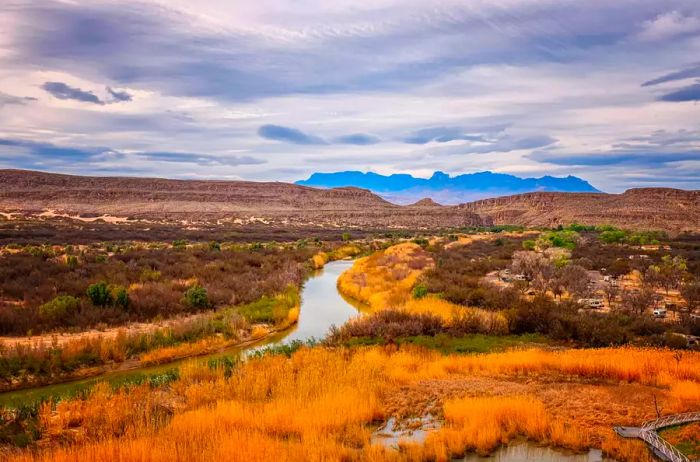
[0,243,316,335]
[2,344,700,461]
[337,234,700,349]
[1,225,699,461]
[0,240,371,389]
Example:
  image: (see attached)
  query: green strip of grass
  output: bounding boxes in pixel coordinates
[344,333,549,354]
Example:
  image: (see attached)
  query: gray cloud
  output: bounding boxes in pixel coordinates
[434,135,558,155]
[404,126,489,144]
[41,81,103,104]
[106,86,132,102]
[9,1,688,102]
[0,92,37,106]
[529,150,700,166]
[658,82,700,102]
[642,63,700,86]
[1,1,700,191]
[258,125,382,146]
[333,134,381,145]
[0,138,264,170]
[136,151,265,167]
[258,125,327,145]
[41,81,134,105]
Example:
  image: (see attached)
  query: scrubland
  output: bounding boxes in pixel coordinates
[3,230,700,461]
[0,242,365,389]
[3,345,699,461]
[337,242,505,333]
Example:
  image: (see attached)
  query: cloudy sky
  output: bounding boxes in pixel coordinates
[0,0,699,192]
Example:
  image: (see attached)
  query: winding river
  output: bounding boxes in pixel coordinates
[0,260,365,407]
[0,260,618,461]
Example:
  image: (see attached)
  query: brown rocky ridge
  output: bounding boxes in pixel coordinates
[0,169,486,229]
[460,188,700,233]
[0,170,698,232]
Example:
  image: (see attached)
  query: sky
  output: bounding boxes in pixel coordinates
[0,0,699,192]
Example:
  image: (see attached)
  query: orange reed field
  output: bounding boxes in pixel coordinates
[5,344,700,462]
[337,242,507,332]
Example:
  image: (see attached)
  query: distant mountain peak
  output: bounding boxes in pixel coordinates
[411,198,442,207]
[296,170,601,205]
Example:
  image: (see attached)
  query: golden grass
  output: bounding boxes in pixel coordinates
[337,242,432,310]
[337,242,507,331]
[311,252,329,269]
[139,337,230,366]
[9,345,700,462]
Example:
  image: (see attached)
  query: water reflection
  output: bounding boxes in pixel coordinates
[276,259,369,343]
[458,443,616,462]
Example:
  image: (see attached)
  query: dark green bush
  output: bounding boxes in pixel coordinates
[183,285,210,309]
[86,282,113,307]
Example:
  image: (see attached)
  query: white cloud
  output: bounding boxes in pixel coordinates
[637,11,700,42]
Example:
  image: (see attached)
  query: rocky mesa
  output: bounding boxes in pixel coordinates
[1,170,698,232]
[0,169,486,229]
[460,188,700,233]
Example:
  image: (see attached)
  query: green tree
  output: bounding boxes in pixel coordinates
[680,279,700,312]
[646,255,687,295]
[342,232,352,242]
[86,282,113,307]
[599,229,628,244]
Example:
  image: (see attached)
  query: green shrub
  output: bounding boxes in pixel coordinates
[39,295,80,320]
[140,268,162,282]
[522,240,536,251]
[237,286,299,324]
[599,229,628,244]
[113,286,130,309]
[86,282,113,307]
[66,255,79,269]
[537,230,579,250]
[183,285,210,309]
[412,283,429,299]
[172,239,187,249]
[566,223,596,232]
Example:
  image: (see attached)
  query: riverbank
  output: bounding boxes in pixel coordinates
[0,259,364,405]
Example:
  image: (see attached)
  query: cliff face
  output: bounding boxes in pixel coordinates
[0,170,486,229]
[461,188,700,232]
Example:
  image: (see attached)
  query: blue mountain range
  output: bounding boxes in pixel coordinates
[296,171,601,205]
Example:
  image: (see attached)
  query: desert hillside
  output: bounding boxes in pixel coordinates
[461,188,700,232]
[1,170,697,232]
[0,169,486,229]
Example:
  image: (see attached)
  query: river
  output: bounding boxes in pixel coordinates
[0,261,619,461]
[0,259,366,407]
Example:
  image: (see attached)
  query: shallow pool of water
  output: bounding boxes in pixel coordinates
[458,443,616,462]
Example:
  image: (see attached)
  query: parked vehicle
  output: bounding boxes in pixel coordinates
[577,298,604,309]
[653,308,667,318]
